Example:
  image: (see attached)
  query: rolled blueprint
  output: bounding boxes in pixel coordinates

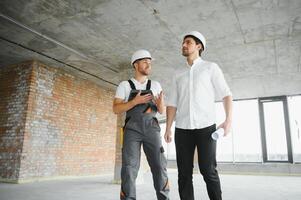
[211,128,225,140]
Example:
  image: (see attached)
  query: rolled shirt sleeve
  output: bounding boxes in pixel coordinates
[115,81,127,101]
[211,64,232,101]
[165,74,178,107]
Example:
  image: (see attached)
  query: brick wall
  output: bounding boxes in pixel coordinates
[0,60,118,182]
[113,114,124,182]
[0,61,32,182]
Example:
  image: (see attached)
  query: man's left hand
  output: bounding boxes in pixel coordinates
[154,91,164,107]
[217,120,231,136]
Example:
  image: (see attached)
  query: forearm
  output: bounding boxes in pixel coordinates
[165,106,177,130]
[113,100,136,114]
[157,100,165,114]
[223,95,233,122]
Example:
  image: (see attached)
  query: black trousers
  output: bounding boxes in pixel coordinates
[175,124,222,200]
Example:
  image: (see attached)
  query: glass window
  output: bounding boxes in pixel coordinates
[160,121,176,160]
[262,101,289,161]
[160,96,299,163]
[216,99,262,163]
[215,102,234,162]
[232,100,262,162]
[288,95,301,163]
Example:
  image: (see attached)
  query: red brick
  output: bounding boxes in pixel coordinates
[0,60,119,182]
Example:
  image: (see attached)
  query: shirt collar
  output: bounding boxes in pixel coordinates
[186,57,203,67]
[132,77,148,85]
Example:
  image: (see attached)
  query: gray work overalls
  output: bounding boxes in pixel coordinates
[120,79,169,200]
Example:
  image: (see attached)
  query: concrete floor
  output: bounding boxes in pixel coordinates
[1,169,301,200]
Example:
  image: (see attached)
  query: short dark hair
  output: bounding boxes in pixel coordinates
[184,35,204,56]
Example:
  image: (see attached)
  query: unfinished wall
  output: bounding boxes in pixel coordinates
[0,61,32,182]
[0,60,118,182]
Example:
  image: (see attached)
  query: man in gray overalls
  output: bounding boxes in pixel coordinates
[113,49,169,200]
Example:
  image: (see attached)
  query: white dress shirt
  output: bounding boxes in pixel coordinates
[115,78,162,102]
[166,57,232,129]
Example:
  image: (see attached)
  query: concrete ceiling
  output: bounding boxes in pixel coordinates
[1,0,301,99]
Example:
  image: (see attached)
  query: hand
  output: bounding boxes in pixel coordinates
[217,120,231,136]
[164,129,172,143]
[154,91,164,107]
[132,90,153,105]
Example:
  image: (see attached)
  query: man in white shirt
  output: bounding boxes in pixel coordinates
[164,31,233,200]
[113,50,169,200]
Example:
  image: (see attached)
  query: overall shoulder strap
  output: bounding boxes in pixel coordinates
[146,80,151,90]
[128,79,136,90]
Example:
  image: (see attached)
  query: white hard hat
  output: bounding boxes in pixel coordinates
[131,49,152,65]
[184,31,206,50]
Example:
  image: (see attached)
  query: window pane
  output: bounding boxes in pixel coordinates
[263,101,288,161]
[215,102,234,162]
[232,100,262,162]
[288,95,301,163]
[160,121,176,160]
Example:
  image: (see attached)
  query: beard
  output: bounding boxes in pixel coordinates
[138,67,150,76]
[140,71,149,76]
[182,52,189,57]
[182,49,189,57]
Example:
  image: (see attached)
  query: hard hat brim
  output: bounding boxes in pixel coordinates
[132,57,152,65]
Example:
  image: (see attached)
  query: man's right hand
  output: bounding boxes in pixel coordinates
[113,91,153,114]
[164,129,172,143]
[131,90,153,106]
